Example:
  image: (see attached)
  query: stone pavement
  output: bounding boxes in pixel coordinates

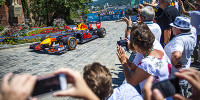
[0,21,128,100]
[0,21,199,100]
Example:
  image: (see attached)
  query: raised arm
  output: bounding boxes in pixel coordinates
[178,0,189,16]
[121,16,132,38]
[185,0,196,10]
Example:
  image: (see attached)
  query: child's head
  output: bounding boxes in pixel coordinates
[83,62,113,100]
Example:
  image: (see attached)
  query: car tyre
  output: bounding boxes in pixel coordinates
[97,28,106,38]
[64,36,77,50]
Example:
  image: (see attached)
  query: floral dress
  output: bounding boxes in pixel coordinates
[138,54,171,91]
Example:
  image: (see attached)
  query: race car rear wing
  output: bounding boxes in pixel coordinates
[87,21,101,30]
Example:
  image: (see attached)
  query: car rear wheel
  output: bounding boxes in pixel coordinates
[97,28,106,38]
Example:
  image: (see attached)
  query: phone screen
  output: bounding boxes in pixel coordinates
[32,74,63,96]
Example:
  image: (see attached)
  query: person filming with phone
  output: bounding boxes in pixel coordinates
[117,22,171,95]
[0,68,99,100]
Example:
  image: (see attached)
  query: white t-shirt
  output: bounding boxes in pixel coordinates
[145,21,162,42]
[164,27,196,75]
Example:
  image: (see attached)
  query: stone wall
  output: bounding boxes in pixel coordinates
[0,0,25,27]
[0,4,9,26]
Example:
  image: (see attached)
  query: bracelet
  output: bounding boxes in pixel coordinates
[127,26,132,30]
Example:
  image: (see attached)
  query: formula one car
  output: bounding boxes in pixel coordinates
[30,21,106,53]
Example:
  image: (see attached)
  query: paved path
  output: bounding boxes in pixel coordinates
[0,21,129,100]
[0,21,199,100]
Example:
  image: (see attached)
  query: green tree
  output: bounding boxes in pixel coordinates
[29,0,92,26]
[21,0,30,19]
[0,0,6,7]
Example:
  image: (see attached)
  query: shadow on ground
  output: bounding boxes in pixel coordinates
[111,52,136,88]
[111,66,125,88]
[111,52,142,93]
[29,50,66,55]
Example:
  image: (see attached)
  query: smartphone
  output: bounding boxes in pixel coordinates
[117,37,129,51]
[31,73,67,97]
[152,76,181,98]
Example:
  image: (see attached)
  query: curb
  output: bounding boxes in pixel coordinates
[0,42,38,50]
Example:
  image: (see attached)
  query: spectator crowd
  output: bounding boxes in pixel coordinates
[0,0,200,100]
[97,8,136,16]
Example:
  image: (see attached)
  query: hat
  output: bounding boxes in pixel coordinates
[170,16,192,30]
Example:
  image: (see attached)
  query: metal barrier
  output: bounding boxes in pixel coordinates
[87,13,137,22]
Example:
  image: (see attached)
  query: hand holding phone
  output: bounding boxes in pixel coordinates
[152,76,181,98]
[0,73,37,100]
[52,68,99,100]
[144,69,200,100]
[31,73,67,97]
[143,76,181,99]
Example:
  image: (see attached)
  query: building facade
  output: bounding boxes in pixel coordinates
[0,0,25,27]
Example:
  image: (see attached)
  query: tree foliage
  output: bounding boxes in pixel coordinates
[21,0,30,18]
[29,0,92,26]
[0,0,6,6]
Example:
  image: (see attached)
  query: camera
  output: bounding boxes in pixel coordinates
[31,73,67,97]
[117,37,129,51]
[152,76,181,98]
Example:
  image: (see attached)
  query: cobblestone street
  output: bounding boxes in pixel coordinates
[0,21,129,100]
[0,21,199,100]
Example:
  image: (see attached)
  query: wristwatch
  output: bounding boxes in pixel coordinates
[127,26,132,30]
